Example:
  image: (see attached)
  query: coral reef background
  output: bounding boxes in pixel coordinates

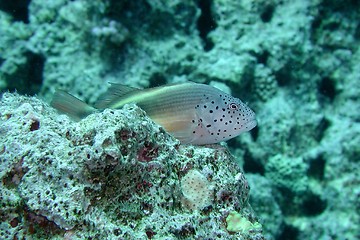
[0,0,359,239]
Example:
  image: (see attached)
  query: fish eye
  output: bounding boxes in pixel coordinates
[229,103,239,110]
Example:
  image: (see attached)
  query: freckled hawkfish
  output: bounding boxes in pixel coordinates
[51,82,257,145]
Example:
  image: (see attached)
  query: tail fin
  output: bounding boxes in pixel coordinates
[51,90,96,121]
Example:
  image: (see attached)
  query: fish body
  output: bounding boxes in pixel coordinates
[51,82,257,145]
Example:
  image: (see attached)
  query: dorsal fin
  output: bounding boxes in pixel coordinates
[94,83,141,109]
[107,83,140,95]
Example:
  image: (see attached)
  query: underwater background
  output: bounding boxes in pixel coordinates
[0,0,359,239]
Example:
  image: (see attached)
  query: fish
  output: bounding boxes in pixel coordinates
[51,82,257,145]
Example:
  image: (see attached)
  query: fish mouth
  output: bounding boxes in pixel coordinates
[244,118,257,130]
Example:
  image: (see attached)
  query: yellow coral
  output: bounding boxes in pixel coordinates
[181,169,212,210]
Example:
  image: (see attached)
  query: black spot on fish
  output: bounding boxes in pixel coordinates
[220,119,223,121]
[216,106,219,110]
[209,110,213,113]
[206,124,211,128]
[211,101,215,104]
[222,108,226,111]
[214,119,217,122]
[192,120,195,123]
[229,121,232,123]
[193,131,196,133]
[204,105,207,108]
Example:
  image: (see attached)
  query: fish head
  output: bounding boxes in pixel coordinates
[193,93,257,144]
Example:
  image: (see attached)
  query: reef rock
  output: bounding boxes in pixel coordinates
[0,93,263,239]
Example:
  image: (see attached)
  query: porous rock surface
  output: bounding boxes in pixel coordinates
[0,93,263,239]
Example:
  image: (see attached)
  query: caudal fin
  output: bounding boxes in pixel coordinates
[51,90,96,120]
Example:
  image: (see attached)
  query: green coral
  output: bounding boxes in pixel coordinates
[226,211,262,233]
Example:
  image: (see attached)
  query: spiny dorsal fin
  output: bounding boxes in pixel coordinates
[107,83,140,95]
[94,83,141,109]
